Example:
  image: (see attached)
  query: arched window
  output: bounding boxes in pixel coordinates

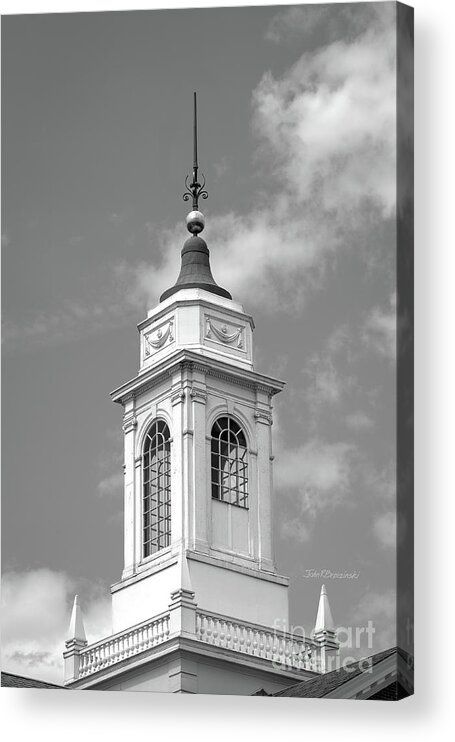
[211,417,248,508]
[143,420,171,557]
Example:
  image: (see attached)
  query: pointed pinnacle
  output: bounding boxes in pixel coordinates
[67,594,87,643]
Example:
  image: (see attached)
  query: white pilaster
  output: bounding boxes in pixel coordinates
[122,402,137,579]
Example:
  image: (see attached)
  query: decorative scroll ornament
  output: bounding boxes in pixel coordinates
[144,320,174,356]
[183,92,208,213]
[206,317,243,348]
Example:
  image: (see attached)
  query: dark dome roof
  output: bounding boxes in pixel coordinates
[160,235,232,302]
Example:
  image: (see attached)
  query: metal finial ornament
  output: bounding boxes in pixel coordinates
[183,92,208,228]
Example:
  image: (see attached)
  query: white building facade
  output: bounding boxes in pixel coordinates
[63,105,338,693]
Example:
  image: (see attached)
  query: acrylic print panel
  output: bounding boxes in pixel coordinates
[1,2,414,699]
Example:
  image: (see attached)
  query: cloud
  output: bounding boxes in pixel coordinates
[373,509,407,550]
[115,8,396,313]
[108,211,126,226]
[115,205,332,314]
[1,569,111,683]
[275,439,356,523]
[266,2,393,46]
[304,355,343,407]
[346,410,374,431]
[362,461,396,503]
[2,5,397,359]
[2,299,137,354]
[3,8,397,349]
[97,472,123,498]
[1,232,11,249]
[253,15,396,217]
[350,589,396,655]
[213,156,229,179]
[373,510,396,549]
[280,518,311,544]
[363,293,397,361]
[302,327,358,414]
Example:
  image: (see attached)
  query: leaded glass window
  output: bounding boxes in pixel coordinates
[143,420,171,557]
[211,417,248,508]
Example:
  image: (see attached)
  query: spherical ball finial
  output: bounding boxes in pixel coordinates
[186,210,205,235]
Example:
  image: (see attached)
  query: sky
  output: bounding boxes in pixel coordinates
[2,2,400,683]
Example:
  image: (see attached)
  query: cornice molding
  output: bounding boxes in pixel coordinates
[137,295,255,334]
[111,350,285,406]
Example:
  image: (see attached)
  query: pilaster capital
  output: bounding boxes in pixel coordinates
[122,414,137,434]
[64,637,87,653]
[171,388,186,406]
[254,409,273,425]
[190,386,207,404]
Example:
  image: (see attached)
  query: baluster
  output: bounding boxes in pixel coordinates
[205,616,212,644]
[284,638,291,667]
[258,631,265,658]
[212,618,219,646]
[225,621,232,650]
[199,614,206,641]
[291,640,298,669]
[245,626,252,654]
[232,622,239,652]
[239,625,245,652]
[123,633,128,658]
[220,619,226,648]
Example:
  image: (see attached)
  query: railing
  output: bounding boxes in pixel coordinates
[73,608,320,681]
[78,612,170,679]
[196,611,321,672]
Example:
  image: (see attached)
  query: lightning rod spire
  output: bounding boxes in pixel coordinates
[183,92,208,212]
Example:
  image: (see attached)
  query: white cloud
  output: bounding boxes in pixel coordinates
[115,10,396,314]
[363,293,397,361]
[1,569,111,684]
[363,461,396,503]
[253,19,396,217]
[97,472,124,498]
[266,2,393,46]
[350,588,396,655]
[373,509,407,550]
[280,518,311,544]
[299,325,360,427]
[373,510,397,549]
[3,10,397,351]
[304,355,343,407]
[346,410,374,431]
[275,439,355,520]
[1,232,11,249]
[2,300,137,354]
[213,156,229,179]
